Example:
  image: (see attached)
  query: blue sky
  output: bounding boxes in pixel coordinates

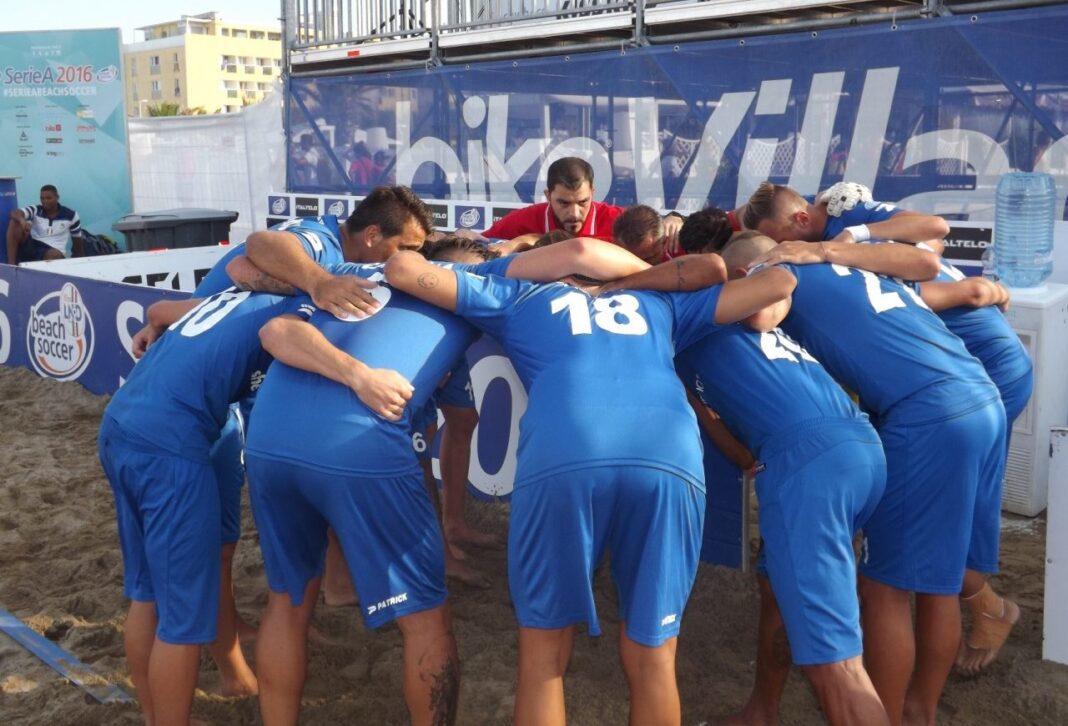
[5,2,283,42]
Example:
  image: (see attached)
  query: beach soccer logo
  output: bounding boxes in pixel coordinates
[27,282,95,381]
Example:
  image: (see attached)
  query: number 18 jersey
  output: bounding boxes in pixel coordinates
[453,272,724,489]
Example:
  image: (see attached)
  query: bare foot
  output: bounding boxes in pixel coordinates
[446,523,502,550]
[957,594,1020,676]
[446,558,491,589]
[219,670,259,697]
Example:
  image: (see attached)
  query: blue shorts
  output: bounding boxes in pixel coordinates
[861,399,1005,594]
[756,420,886,665]
[246,455,446,628]
[509,466,705,647]
[97,417,220,644]
[964,371,1032,572]
[17,238,60,263]
[211,405,246,544]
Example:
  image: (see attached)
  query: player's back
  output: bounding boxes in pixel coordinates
[455,274,720,488]
[931,260,1032,392]
[245,263,478,476]
[778,262,998,422]
[104,289,308,459]
[676,324,865,456]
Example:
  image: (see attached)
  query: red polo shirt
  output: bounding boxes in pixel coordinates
[482,201,625,242]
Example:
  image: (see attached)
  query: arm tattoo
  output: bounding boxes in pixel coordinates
[239,271,297,295]
[675,259,687,292]
[417,272,440,290]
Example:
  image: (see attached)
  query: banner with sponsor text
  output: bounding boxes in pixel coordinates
[286,5,1068,230]
[0,29,131,258]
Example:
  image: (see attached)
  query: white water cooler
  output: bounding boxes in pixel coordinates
[1001,282,1068,516]
[1046,427,1068,664]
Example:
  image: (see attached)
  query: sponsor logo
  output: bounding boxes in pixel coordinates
[77,139,95,145]
[20,149,34,157]
[427,203,449,227]
[95,65,119,83]
[324,198,348,218]
[76,124,95,133]
[366,591,408,616]
[295,196,319,216]
[660,613,677,627]
[46,137,62,144]
[456,205,484,229]
[45,123,61,132]
[45,150,61,157]
[250,370,266,391]
[943,224,992,262]
[19,131,28,141]
[492,206,515,224]
[269,196,290,216]
[75,107,94,119]
[27,282,95,381]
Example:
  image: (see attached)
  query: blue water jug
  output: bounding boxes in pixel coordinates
[994,171,1056,287]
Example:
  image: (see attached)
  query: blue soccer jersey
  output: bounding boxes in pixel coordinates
[194,216,346,297]
[244,263,479,476]
[453,271,723,489]
[930,259,1033,396]
[776,262,999,421]
[823,200,901,240]
[675,324,865,456]
[104,290,314,460]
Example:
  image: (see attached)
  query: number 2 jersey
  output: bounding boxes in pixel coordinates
[103,290,314,460]
[452,266,725,490]
[244,263,480,477]
[776,262,999,422]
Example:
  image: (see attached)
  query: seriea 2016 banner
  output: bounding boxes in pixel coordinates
[286,5,1068,224]
[0,29,131,255]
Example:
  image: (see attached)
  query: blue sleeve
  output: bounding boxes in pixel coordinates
[193,244,249,297]
[328,262,386,281]
[283,294,317,321]
[454,271,520,338]
[668,285,725,351]
[447,255,515,277]
[269,217,344,266]
[824,201,902,240]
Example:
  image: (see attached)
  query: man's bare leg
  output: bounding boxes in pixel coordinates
[147,639,201,726]
[420,457,490,589]
[802,657,889,726]
[257,578,320,726]
[207,542,258,696]
[903,594,960,726]
[322,530,358,606]
[956,571,1019,675]
[618,628,680,726]
[514,625,575,726]
[859,575,914,726]
[395,605,461,726]
[125,600,158,724]
[440,404,499,550]
[722,575,791,726]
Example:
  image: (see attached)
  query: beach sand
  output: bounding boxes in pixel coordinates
[2,365,1067,724]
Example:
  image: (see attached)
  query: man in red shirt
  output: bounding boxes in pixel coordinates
[472,156,683,244]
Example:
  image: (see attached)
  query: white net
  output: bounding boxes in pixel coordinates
[126,79,285,244]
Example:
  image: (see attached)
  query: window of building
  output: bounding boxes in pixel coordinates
[132,85,139,101]
[129,58,137,76]
[233,29,248,39]
[222,28,230,36]
[149,55,161,75]
[173,53,180,71]
[174,79,181,97]
[268,32,281,41]
[251,30,265,40]
[226,105,238,113]
[151,80,162,99]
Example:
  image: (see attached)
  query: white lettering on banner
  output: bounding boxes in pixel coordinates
[26,282,94,381]
[386,66,1067,220]
[0,278,10,365]
[116,299,144,387]
[467,354,526,497]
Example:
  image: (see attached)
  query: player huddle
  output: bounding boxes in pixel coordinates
[98,160,1031,726]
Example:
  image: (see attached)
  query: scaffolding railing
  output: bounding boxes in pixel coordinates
[283,0,1063,70]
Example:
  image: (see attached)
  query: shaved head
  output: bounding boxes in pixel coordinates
[721,231,777,276]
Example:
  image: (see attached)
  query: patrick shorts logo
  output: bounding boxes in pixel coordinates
[27,282,95,381]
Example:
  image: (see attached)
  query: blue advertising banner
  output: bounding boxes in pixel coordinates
[286,6,1068,225]
[0,29,131,258]
[0,266,188,395]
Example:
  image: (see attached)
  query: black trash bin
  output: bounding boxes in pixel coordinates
[112,208,239,251]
